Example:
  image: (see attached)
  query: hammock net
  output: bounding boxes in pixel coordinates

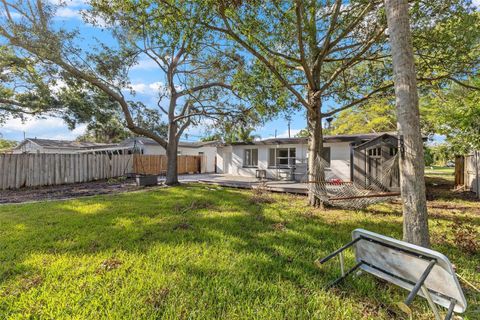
[309,155,400,209]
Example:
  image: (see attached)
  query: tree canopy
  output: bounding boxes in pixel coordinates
[0,0,257,184]
[193,0,480,205]
[422,78,480,154]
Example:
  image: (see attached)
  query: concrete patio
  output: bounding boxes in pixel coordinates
[177,173,308,194]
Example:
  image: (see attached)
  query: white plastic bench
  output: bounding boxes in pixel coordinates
[316,229,467,320]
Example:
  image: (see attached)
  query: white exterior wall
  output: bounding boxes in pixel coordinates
[142,145,166,155]
[216,146,231,174]
[327,142,351,181]
[178,146,217,173]
[220,142,352,181]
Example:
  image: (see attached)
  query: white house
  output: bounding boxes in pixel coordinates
[11,138,118,154]
[119,137,218,173]
[216,133,396,182]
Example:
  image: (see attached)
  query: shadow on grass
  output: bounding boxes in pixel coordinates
[0,184,477,319]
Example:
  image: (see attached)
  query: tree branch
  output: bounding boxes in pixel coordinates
[323,83,394,117]
[204,7,310,110]
[176,82,232,97]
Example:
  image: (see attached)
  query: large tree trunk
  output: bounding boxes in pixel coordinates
[165,124,179,186]
[307,91,325,208]
[385,0,430,247]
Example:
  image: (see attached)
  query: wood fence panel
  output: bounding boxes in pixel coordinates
[132,155,202,175]
[0,153,204,190]
[0,153,133,190]
[3,154,10,189]
[42,154,48,187]
[0,155,4,190]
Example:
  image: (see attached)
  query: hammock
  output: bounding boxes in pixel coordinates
[308,155,400,209]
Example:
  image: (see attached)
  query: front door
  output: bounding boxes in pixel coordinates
[367,147,381,186]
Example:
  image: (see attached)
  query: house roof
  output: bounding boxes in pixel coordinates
[119,137,219,148]
[353,133,399,150]
[224,132,397,146]
[14,138,116,150]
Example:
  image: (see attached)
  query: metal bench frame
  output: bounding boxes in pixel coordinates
[316,229,467,320]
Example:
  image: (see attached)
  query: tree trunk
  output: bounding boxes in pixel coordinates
[165,124,179,186]
[307,91,325,208]
[385,0,430,247]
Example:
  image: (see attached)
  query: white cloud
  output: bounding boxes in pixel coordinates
[131,83,147,94]
[55,7,82,19]
[131,58,162,71]
[129,81,166,95]
[49,0,87,6]
[474,0,480,8]
[149,82,164,91]
[2,117,65,132]
[48,0,88,20]
[1,116,86,141]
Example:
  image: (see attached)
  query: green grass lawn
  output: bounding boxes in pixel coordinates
[424,166,455,181]
[0,183,478,319]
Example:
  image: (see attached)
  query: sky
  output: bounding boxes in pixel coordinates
[0,0,478,142]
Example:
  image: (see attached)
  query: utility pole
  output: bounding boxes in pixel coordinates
[288,121,291,138]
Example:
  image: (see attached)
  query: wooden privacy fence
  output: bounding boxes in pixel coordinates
[133,155,203,175]
[0,153,133,190]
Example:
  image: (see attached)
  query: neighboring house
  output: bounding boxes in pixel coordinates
[11,138,118,154]
[119,137,218,173]
[216,132,399,185]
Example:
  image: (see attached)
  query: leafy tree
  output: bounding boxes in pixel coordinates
[328,100,396,135]
[423,146,435,167]
[202,123,260,143]
[200,0,480,206]
[0,45,122,128]
[427,144,455,166]
[76,112,132,144]
[0,137,17,151]
[77,107,168,143]
[0,46,67,124]
[422,78,480,154]
[294,129,309,138]
[0,0,247,185]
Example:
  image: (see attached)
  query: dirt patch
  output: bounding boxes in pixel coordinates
[96,257,123,274]
[0,179,145,204]
[425,176,480,214]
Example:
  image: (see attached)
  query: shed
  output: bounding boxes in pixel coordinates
[352,133,400,191]
[455,151,480,198]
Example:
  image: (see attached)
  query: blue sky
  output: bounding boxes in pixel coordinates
[0,0,307,142]
[1,0,478,142]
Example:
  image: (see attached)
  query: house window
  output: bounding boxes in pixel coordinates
[389,147,398,156]
[244,148,258,167]
[268,147,296,168]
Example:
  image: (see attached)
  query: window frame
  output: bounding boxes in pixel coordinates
[268,147,297,168]
[243,148,258,168]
